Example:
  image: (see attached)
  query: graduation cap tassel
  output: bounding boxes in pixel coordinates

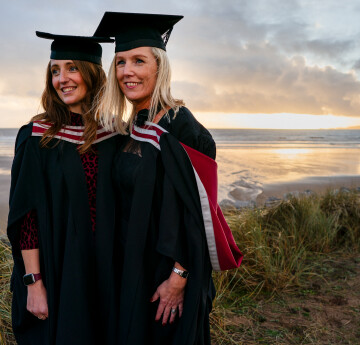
[162,27,173,47]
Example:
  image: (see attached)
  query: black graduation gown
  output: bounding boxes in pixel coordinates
[113,107,216,345]
[7,123,120,345]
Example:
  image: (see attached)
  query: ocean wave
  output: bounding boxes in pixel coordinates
[216,142,360,149]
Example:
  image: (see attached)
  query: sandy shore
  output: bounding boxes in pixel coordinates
[0,175,10,235]
[1,157,360,232]
[0,157,12,235]
[256,175,360,205]
[219,174,360,209]
[2,173,360,229]
[216,146,360,208]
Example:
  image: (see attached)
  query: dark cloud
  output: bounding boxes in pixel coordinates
[272,25,355,63]
[167,0,360,116]
[353,60,360,71]
[172,43,360,116]
[1,0,360,127]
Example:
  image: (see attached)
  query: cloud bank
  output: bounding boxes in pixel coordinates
[0,0,360,127]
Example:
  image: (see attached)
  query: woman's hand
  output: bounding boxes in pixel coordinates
[21,249,47,320]
[150,271,187,325]
[27,280,48,320]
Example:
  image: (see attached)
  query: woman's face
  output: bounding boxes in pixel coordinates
[50,60,88,114]
[115,47,158,111]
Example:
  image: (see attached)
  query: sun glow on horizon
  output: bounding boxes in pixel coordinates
[195,112,360,129]
[274,149,311,156]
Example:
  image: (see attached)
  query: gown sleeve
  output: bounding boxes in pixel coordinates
[195,130,216,160]
[162,107,216,159]
[156,107,216,270]
[157,173,188,268]
[7,123,45,258]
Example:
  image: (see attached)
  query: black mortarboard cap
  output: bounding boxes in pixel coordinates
[93,12,183,52]
[36,31,114,65]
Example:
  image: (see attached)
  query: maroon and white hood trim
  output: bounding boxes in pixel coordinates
[32,121,118,145]
[131,121,243,271]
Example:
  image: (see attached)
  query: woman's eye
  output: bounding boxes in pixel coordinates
[51,69,59,76]
[69,66,78,72]
[136,59,144,64]
[116,60,125,66]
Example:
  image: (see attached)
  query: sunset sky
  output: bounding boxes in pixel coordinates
[1,0,360,129]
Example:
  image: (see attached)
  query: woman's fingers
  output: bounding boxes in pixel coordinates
[155,298,167,321]
[27,304,46,315]
[43,305,49,318]
[27,281,48,320]
[161,304,172,325]
[169,306,177,324]
[178,303,183,318]
[152,277,186,324]
[150,290,160,303]
[38,304,49,319]
[28,307,48,319]
[37,314,47,320]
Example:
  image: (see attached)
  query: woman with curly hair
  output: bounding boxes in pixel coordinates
[7,31,119,345]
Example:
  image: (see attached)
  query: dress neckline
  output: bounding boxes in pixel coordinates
[69,112,84,126]
[70,111,82,117]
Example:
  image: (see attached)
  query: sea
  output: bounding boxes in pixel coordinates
[0,129,17,158]
[210,129,360,204]
[1,128,360,204]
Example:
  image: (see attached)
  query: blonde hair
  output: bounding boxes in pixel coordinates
[95,47,184,133]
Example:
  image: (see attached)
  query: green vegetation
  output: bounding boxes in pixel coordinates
[1,190,360,344]
[0,240,13,345]
[211,189,360,344]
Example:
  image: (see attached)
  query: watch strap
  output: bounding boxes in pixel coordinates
[33,273,42,281]
[23,273,42,286]
[172,267,189,279]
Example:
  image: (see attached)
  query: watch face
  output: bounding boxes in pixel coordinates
[23,274,35,286]
[182,271,189,278]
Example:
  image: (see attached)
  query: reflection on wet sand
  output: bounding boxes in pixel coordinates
[217,147,360,206]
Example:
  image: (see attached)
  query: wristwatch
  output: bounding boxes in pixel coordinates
[172,267,189,279]
[23,273,42,286]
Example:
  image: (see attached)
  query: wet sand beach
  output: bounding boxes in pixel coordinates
[256,175,360,205]
[1,128,360,232]
[216,146,360,208]
[2,147,360,231]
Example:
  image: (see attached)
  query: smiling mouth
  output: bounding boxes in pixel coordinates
[125,82,140,88]
[61,87,77,93]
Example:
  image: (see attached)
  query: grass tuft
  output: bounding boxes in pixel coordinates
[0,239,15,345]
[211,189,360,343]
[1,189,360,344]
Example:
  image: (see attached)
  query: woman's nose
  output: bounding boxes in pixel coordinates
[59,70,69,83]
[123,63,134,76]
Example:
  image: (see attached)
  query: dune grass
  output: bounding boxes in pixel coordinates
[1,189,360,344]
[0,239,14,345]
[210,189,360,344]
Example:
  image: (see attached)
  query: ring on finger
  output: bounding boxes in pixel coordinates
[171,308,177,314]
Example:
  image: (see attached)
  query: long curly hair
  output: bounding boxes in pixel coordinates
[32,60,106,153]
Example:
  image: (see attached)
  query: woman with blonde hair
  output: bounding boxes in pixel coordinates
[94,12,242,345]
[7,32,119,344]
